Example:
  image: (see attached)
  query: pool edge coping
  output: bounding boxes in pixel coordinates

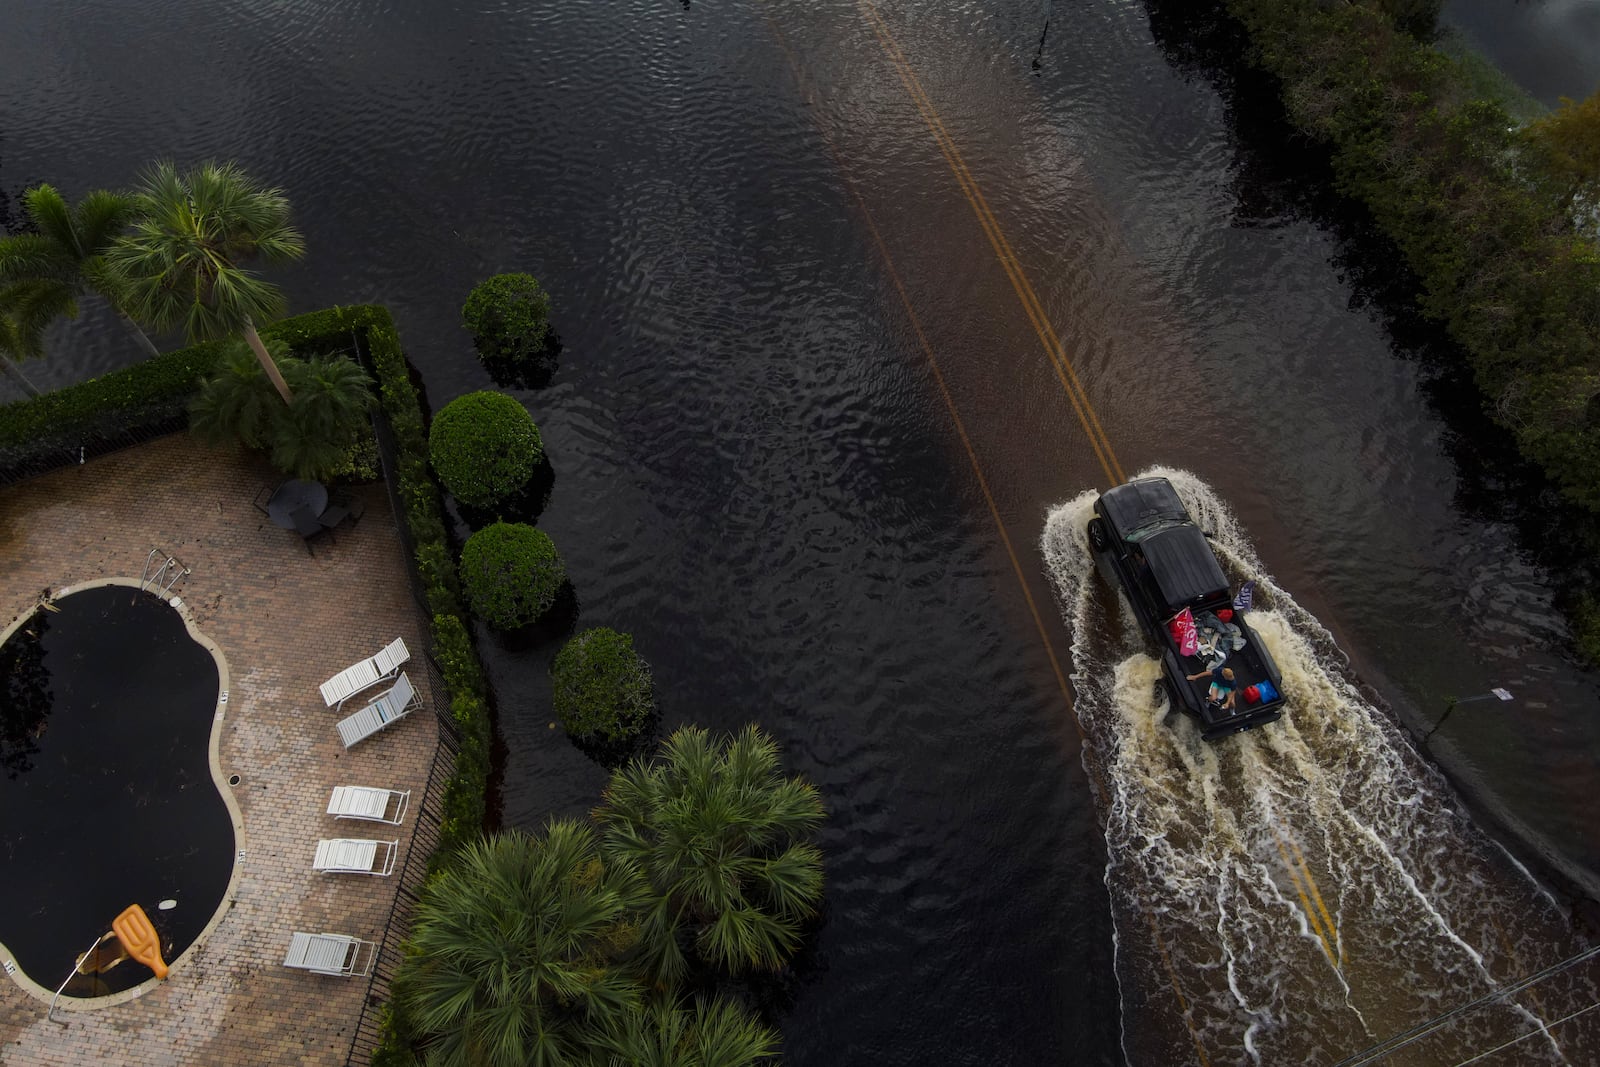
[0,577,246,1011]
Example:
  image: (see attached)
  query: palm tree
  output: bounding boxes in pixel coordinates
[106,161,304,403]
[593,724,826,987]
[0,183,158,360]
[268,353,374,479]
[188,342,284,450]
[391,821,647,1067]
[598,996,779,1067]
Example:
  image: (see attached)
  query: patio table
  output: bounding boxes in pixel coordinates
[265,480,328,529]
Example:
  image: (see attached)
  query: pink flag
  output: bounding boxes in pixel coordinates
[1167,608,1199,656]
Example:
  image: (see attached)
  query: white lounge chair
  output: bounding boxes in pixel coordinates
[335,672,419,749]
[282,932,376,977]
[327,786,410,825]
[319,637,410,709]
[312,838,399,877]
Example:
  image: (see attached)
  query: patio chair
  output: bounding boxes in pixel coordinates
[251,485,274,517]
[335,671,419,749]
[317,503,351,530]
[320,637,410,708]
[312,838,399,876]
[290,506,333,555]
[327,785,410,825]
[282,932,376,977]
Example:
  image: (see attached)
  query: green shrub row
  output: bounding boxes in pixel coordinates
[352,309,492,857]
[0,304,386,467]
[0,340,226,468]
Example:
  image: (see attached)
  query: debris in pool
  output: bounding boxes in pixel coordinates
[158,900,177,911]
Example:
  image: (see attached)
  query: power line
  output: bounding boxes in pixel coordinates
[1332,942,1600,1067]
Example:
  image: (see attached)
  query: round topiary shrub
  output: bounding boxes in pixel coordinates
[462,273,552,366]
[428,391,542,509]
[459,522,566,629]
[551,628,654,742]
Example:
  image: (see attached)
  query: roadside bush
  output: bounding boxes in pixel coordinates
[462,272,552,366]
[459,521,566,629]
[427,391,541,510]
[551,628,654,742]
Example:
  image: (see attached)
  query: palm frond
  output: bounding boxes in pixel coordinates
[73,190,138,256]
[21,185,77,256]
[188,343,281,449]
[0,233,76,285]
[0,279,77,360]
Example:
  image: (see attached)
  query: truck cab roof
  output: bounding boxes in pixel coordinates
[1099,478,1228,614]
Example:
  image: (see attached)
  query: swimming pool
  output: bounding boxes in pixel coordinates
[0,581,237,1001]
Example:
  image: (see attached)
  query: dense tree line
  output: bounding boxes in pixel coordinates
[1219,0,1600,655]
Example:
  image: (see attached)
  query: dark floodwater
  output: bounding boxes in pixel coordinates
[1442,0,1600,107]
[4,0,1600,1061]
[0,586,230,997]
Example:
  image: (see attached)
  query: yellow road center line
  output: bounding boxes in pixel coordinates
[758,8,1078,733]
[1146,910,1214,1067]
[1274,833,1335,966]
[858,0,1127,486]
[1286,835,1343,967]
[761,9,1203,1061]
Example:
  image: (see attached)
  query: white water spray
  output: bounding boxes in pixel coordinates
[1042,467,1578,1066]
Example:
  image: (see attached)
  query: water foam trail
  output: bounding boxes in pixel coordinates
[1042,466,1580,1065]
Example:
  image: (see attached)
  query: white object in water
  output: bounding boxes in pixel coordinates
[158,900,177,911]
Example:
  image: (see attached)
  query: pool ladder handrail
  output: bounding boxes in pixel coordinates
[47,931,112,1026]
[139,548,190,598]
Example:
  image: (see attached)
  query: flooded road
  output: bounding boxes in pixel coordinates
[4,0,1600,1061]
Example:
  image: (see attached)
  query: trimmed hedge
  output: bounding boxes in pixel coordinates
[462,272,552,366]
[427,390,542,510]
[458,521,566,629]
[0,304,388,476]
[551,627,654,742]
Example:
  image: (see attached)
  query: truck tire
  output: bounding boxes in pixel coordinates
[1087,518,1109,552]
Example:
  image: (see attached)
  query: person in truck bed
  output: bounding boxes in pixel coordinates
[1185,665,1238,711]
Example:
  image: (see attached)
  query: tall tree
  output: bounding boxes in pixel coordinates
[0,184,159,358]
[1524,90,1600,220]
[594,724,826,987]
[390,822,646,1067]
[106,161,304,402]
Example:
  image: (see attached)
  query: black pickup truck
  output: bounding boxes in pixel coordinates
[1086,477,1285,742]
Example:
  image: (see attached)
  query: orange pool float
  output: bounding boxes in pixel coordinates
[111,905,168,980]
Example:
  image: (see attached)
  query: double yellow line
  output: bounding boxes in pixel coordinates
[857,0,1126,489]
[1275,826,1343,968]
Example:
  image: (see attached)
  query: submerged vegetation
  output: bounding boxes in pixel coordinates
[1216,0,1600,658]
[428,389,543,510]
[552,626,655,744]
[458,521,566,630]
[462,271,554,368]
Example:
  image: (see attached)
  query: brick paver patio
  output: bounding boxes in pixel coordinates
[0,434,439,1066]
